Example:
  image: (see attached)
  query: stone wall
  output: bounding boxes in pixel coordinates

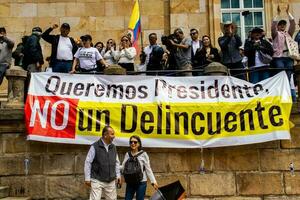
[1,109,300,199]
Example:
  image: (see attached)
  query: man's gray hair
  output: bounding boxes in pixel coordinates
[174,28,183,34]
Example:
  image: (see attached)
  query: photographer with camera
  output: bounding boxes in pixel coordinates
[169,28,192,76]
[0,27,14,85]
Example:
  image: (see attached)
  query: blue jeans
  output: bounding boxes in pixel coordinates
[51,60,72,73]
[272,57,294,81]
[125,181,147,200]
[272,57,296,101]
[250,67,270,83]
[0,63,8,85]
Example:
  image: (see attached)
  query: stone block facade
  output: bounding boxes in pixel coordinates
[1,112,300,199]
[1,0,300,199]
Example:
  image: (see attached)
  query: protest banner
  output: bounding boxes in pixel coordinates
[25,72,292,148]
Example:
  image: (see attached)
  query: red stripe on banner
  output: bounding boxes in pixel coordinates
[25,95,79,139]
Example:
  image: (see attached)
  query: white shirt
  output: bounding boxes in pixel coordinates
[255,51,265,67]
[192,40,200,55]
[102,48,117,65]
[56,36,73,60]
[74,47,102,70]
[138,45,154,72]
[112,47,136,64]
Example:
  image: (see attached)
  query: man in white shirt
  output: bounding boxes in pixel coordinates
[42,23,78,73]
[190,28,203,75]
[84,126,121,200]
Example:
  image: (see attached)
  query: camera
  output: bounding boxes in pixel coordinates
[161,34,178,46]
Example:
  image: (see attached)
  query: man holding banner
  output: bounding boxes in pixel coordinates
[84,126,121,200]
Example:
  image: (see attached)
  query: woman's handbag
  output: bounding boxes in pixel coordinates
[286,36,300,60]
[258,51,272,64]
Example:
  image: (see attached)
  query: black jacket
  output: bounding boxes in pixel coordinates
[194,47,220,67]
[23,34,44,68]
[218,34,242,64]
[191,40,203,67]
[244,38,273,67]
[42,27,78,63]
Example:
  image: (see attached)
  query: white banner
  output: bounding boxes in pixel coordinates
[25,72,292,148]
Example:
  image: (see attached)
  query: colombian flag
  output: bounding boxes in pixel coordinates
[128,0,141,51]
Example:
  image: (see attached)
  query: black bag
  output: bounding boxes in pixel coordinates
[258,50,272,64]
[123,151,144,185]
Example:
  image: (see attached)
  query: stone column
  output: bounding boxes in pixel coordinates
[103,64,127,75]
[204,62,228,76]
[3,66,27,108]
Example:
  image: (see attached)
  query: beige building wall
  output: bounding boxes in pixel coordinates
[1,0,300,107]
[1,0,300,63]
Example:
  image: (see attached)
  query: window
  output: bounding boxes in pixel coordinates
[221,0,264,42]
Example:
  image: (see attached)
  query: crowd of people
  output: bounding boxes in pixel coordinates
[0,5,299,98]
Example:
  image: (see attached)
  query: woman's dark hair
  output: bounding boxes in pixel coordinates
[94,41,104,48]
[202,35,213,48]
[129,135,142,151]
[105,39,117,52]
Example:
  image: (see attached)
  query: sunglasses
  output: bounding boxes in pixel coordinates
[107,41,113,44]
[122,39,129,42]
[130,141,138,144]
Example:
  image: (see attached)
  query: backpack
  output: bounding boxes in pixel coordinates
[147,45,164,71]
[123,151,144,185]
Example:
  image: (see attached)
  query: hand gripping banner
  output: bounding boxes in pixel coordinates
[25,72,292,148]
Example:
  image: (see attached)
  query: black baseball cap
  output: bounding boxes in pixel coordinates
[32,27,42,33]
[251,27,264,34]
[80,34,92,41]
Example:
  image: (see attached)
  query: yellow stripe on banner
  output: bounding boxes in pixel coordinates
[75,96,292,140]
[128,0,140,30]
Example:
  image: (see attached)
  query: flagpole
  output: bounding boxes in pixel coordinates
[138,0,144,50]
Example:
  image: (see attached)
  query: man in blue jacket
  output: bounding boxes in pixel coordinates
[42,23,78,73]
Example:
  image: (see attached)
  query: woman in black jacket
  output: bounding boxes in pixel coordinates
[194,35,220,74]
[244,27,274,83]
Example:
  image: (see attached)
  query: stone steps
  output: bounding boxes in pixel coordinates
[0,186,9,199]
[0,198,31,200]
[0,186,31,200]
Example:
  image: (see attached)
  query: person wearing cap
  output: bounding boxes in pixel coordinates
[244,27,273,83]
[23,26,44,72]
[70,34,107,73]
[218,21,244,79]
[42,23,78,73]
[0,27,14,85]
[271,5,295,79]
